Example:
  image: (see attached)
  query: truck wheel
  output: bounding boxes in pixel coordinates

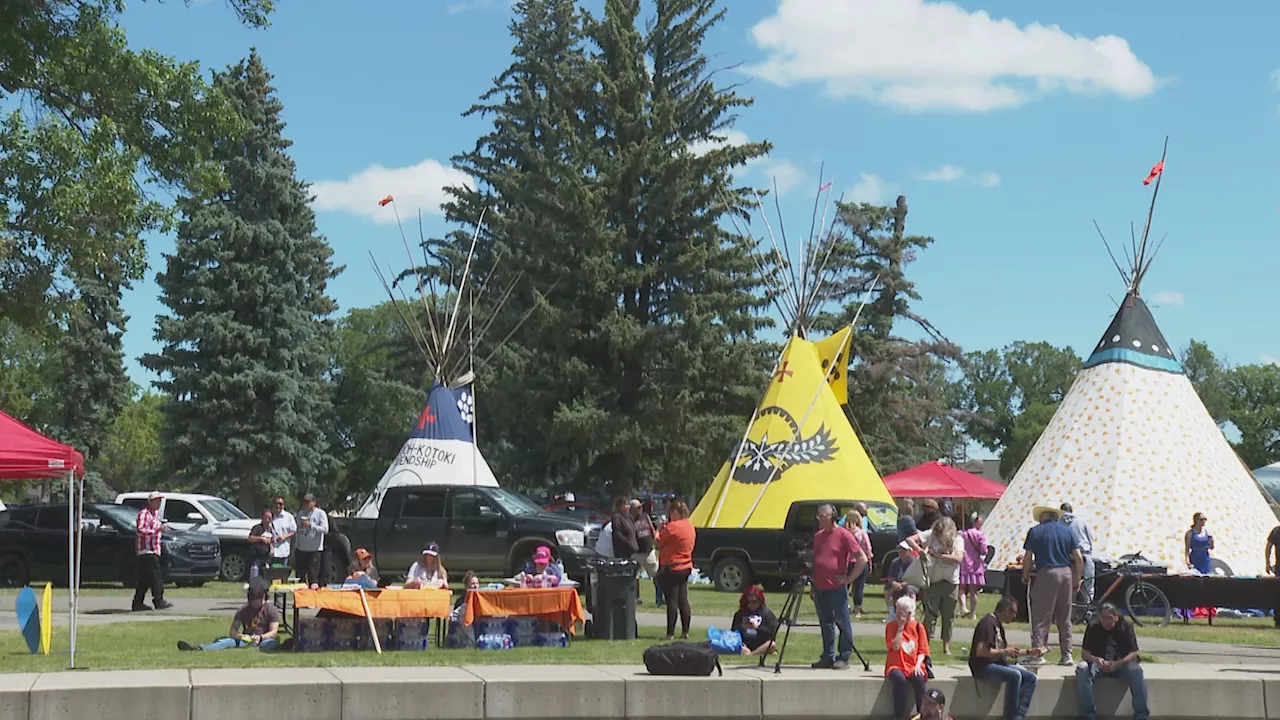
[325,554,346,585]
[220,552,248,582]
[0,554,29,588]
[712,557,751,593]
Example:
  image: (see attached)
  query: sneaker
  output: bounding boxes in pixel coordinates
[811,657,835,669]
[1058,653,1075,667]
[153,600,174,610]
[131,603,151,612]
[176,641,197,651]
[832,659,850,670]
[1022,654,1046,667]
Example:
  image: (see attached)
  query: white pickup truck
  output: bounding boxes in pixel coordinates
[115,492,259,581]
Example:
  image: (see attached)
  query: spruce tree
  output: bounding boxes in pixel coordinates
[144,51,340,510]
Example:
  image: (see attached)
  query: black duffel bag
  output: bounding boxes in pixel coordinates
[642,641,723,676]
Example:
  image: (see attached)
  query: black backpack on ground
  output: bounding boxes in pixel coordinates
[643,641,723,676]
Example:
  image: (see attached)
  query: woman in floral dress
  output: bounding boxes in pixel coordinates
[958,513,988,619]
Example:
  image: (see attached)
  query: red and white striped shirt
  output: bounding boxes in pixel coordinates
[136,508,163,555]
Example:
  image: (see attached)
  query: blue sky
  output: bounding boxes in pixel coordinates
[118,0,1280,397]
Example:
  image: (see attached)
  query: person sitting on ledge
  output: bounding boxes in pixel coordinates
[968,595,1038,720]
[344,548,379,589]
[406,542,448,589]
[177,583,279,651]
[517,545,562,588]
[1076,603,1149,720]
[885,595,930,720]
[731,585,778,656]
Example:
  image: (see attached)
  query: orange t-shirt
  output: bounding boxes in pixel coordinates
[883,619,930,677]
[657,519,695,572]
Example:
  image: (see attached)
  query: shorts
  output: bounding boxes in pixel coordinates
[633,550,659,576]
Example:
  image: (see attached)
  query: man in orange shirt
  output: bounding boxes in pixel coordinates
[810,503,867,669]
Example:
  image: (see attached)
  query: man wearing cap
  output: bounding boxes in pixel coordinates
[884,541,917,621]
[1076,602,1149,720]
[1021,504,1083,666]
[294,493,329,587]
[269,496,297,569]
[133,491,173,611]
[912,688,952,720]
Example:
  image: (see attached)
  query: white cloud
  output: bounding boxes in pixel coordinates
[688,130,816,196]
[921,165,964,182]
[311,160,472,225]
[848,174,887,204]
[747,0,1157,112]
[688,129,751,158]
[1151,290,1184,306]
[759,158,809,196]
[1263,354,1280,366]
[918,165,1001,187]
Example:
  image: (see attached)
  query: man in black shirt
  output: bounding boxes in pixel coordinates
[968,596,1038,720]
[1076,603,1149,720]
[246,508,274,578]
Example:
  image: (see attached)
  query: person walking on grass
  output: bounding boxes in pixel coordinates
[655,500,695,640]
[810,503,867,670]
[909,516,963,654]
[630,499,661,606]
[1021,503,1082,667]
[845,509,873,619]
[133,491,172,611]
[959,512,988,618]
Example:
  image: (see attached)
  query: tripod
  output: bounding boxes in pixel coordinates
[764,573,869,673]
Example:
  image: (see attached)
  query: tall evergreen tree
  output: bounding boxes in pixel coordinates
[426,0,773,496]
[144,51,340,511]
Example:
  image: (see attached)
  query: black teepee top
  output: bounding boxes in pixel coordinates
[1083,292,1183,374]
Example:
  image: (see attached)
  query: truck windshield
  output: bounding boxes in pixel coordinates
[94,503,139,531]
[488,488,545,516]
[200,498,250,521]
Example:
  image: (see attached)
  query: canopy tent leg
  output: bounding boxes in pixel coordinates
[72,471,83,668]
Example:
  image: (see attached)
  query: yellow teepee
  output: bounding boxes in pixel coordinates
[690,332,892,529]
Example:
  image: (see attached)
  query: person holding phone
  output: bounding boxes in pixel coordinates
[968,596,1039,720]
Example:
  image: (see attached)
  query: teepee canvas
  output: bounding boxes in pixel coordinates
[690,173,894,529]
[355,382,498,519]
[691,332,893,529]
[982,144,1278,575]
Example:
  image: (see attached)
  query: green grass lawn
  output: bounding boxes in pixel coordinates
[0,619,912,673]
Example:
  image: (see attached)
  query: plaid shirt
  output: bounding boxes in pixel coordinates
[136,507,163,555]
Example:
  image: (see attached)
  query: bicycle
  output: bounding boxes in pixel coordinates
[1071,553,1172,627]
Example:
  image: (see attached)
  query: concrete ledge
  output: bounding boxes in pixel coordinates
[191,668,341,720]
[0,674,38,720]
[7,662,1279,719]
[468,664,624,719]
[29,669,189,720]
[330,667,484,720]
[600,664,762,720]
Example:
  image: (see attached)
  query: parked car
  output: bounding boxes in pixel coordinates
[0,502,221,588]
[331,485,600,582]
[116,492,258,582]
[543,500,609,525]
[692,499,900,593]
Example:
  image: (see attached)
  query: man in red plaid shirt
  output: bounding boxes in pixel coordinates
[133,492,173,611]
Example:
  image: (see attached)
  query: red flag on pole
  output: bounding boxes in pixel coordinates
[1142,160,1164,186]
[378,195,394,207]
[818,181,832,192]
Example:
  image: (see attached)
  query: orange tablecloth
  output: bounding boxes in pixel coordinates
[293,588,452,619]
[463,587,585,635]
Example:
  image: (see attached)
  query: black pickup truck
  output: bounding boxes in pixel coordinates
[329,485,600,582]
[0,502,222,588]
[692,499,900,593]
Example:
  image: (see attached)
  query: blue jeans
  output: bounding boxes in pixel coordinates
[200,637,279,651]
[977,663,1037,720]
[1076,662,1149,720]
[812,587,853,661]
[851,566,868,609]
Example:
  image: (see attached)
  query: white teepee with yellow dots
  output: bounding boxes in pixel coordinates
[982,143,1278,576]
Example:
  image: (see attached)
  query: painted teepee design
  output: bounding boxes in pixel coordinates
[983,141,1278,575]
[690,172,894,529]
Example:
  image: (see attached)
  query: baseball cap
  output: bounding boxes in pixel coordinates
[533,545,552,563]
[355,548,371,560]
[925,688,946,705]
[148,491,163,501]
[422,542,440,556]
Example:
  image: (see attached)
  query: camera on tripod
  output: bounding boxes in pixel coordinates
[780,537,814,579]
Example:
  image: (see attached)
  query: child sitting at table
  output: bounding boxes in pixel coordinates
[406,542,448,589]
[454,571,480,615]
[345,548,379,589]
[517,546,562,588]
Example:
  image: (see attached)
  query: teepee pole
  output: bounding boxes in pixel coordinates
[469,279,479,486]
[442,208,488,365]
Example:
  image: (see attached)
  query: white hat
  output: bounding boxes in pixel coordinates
[148,491,164,501]
[563,492,576,502]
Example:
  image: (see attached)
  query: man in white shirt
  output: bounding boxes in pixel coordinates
[270,496,297,568]
[294,493,329,587]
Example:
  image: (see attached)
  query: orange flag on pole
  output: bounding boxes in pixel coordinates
[378,195,394,207]
[1142,160,1164,186]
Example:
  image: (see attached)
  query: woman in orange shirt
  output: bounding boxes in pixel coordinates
[885,595,930,720]
[656,500,696,640]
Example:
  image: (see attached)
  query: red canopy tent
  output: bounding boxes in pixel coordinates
[0,410,85,478]
[883,460,1007,499]
[0,409,86,668]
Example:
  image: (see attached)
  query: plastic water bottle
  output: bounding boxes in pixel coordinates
[556,559,565,580]
[249,564,260,579]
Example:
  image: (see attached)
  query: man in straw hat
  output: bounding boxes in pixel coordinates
[1020,503,1083,666]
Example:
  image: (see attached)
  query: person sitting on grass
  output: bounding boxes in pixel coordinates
[1076,603,1149,720]
[517,545,562,588]
[177,583,279,652]
[406,542,448,589]
[885,596,930,720]
[344,548,379,589]
[731,585,778,656]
